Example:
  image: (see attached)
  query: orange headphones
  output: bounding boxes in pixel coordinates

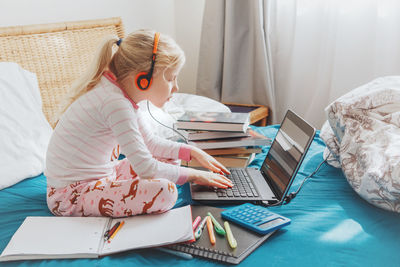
[135,32,160,90]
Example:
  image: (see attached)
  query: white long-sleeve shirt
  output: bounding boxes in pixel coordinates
[45,73,191,188]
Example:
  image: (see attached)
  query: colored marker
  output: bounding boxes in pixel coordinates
[207,212,226,236]
[224,221,237,249]
[206,216,216,245]
[194,216,208,239]
[107,220,125,243]
[192,216,201,230]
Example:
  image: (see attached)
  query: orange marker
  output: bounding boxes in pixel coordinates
[108,220,125,243]
[206,216,216,245]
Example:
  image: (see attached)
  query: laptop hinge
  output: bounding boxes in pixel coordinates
[259,168,281,201]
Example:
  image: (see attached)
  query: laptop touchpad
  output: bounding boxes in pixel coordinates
[191,184,216,192]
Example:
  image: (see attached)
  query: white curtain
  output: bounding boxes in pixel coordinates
[270,0,400,127]
[197,0,400,128]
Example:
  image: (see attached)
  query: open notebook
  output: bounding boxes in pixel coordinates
[0,205,194,262]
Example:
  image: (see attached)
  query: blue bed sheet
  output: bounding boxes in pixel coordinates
[1,125,399,267]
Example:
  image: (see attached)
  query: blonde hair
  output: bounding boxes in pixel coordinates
[58,29,185,120]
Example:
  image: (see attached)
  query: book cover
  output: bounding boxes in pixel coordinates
[203,147,262,156]
[177,129,251,141]
[174,112,250,132]
[190,130,271,150]
[0,206,194,262]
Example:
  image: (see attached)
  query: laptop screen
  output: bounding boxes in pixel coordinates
[260,110,315,201]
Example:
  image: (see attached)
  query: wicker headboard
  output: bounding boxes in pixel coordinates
[0,17,125,127]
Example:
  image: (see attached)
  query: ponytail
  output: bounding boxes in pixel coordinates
[57,36,118,123]
[56,30,185,126]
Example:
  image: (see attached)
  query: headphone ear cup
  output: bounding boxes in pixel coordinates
[135,72,152,91]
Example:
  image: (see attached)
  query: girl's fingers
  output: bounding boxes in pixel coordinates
[219,166,230,175]
[212,181,228,189]
[215,175,233,187]
[210,160,230,175]
[209,163,221,173]
[203,174,231,188]
[200,158,221,173]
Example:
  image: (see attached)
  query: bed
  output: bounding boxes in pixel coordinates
[0,17,399,267]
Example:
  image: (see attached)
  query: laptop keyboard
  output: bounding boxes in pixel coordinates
[216,169,259,198]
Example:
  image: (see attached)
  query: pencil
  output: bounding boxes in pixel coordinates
[104,221,120,241]
[107,220,125,243]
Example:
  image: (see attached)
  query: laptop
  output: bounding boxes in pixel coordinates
[190,109,316,205]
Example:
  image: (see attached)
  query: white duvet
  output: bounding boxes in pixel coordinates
[321,76,400,212]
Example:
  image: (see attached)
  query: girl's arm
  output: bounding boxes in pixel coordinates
[104,99,232,188]
[136,114,191,161]
[104,98,188,184]
[137,114,230,175]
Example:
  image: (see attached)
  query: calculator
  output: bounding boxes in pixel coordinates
[221,203,291,235]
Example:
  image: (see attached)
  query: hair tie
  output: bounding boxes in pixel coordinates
[116,38,122,46]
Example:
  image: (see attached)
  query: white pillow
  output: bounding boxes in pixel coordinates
[0,62,53,190]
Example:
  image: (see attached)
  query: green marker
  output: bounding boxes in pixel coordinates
[224,221,237,249]
[207,212,226,236]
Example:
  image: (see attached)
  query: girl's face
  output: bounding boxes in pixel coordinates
[148,67,180,108]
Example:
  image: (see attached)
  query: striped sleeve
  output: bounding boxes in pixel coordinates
[102,97,189,184]
[136,114,192,162]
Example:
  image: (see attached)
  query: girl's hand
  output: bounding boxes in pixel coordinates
[188,169,233,189]
[190,147,231,175]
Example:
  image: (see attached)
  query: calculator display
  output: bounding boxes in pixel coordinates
[258,218,284,229]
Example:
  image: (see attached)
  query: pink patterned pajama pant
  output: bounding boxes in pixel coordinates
[46,158,178,217]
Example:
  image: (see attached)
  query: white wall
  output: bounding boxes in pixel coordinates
[0,0,204,94]
[174,0,205,94]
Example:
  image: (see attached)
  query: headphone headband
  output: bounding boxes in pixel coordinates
[153,32,160,54]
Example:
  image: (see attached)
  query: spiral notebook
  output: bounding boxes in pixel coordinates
[167,205,274,265]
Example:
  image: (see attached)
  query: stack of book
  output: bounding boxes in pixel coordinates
[173,111,271,168]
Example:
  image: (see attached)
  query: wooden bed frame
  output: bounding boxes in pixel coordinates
[0,17,125,127]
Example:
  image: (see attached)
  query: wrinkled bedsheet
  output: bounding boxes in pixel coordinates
[321,76,400,212]
[1,126,400,266]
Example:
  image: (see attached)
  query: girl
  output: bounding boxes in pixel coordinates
[45,30,232,218]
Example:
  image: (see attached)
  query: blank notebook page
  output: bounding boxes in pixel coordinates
[101,205,194,255]
[2,216,107,259]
